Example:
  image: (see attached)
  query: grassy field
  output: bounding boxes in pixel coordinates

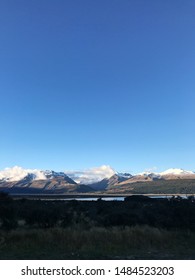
[0,225,195,259]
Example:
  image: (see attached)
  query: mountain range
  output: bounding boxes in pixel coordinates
[0,167,93,194]
[0,166,195,194]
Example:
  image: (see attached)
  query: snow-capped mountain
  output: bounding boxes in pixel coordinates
[115,168,195,188]
[157,168,195,181]
[159,168,194,176]
[136,168,195,177]
[0,166,195,194]
[116,172,132,179]
[88,173,132,191]
[0,166,95,194]
[137,172,161,180]
[0,166,76,184]
[42,170,76,183]
[0,166,195,184]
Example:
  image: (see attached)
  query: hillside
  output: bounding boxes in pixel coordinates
[0,171,94,194]
[106,179,195,194]
[88,174,131,190]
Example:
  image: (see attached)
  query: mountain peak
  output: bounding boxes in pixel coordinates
[0,166,195,184]
[159,168,194,176]
[116,172,132,178]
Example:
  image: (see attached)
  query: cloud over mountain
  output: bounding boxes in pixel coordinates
[0,166,46,182]
[0,166,195,186]
[65,165,115,184]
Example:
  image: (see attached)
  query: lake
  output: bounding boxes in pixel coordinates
[39,195,189,201]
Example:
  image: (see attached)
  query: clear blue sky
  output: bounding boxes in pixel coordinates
[0,0,195,173]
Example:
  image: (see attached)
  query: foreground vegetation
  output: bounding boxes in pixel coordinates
[0,226,195,259]
[0,193,195,259]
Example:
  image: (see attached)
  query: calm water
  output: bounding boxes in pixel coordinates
[40,195,188,201]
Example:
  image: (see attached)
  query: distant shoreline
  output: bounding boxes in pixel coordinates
[9,193,195,200]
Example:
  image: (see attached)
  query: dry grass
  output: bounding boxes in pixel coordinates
[0,225,195,259]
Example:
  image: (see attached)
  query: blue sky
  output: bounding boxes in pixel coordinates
[0,0,195,173]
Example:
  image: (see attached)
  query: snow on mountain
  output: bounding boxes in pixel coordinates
[137,171,161,179]
[116,172,132,179]
[42,170,69,179]
[0,166,73,182]
[0,165,116,184]
[136,168,195,178]
[159,168,195,176]
[0,166,195,184]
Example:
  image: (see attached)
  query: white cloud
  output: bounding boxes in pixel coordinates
[0,166,46,182]
[65,165,115,184]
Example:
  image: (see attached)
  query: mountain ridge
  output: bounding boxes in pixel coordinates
[0,166,195,194]
[1,166,194,183]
